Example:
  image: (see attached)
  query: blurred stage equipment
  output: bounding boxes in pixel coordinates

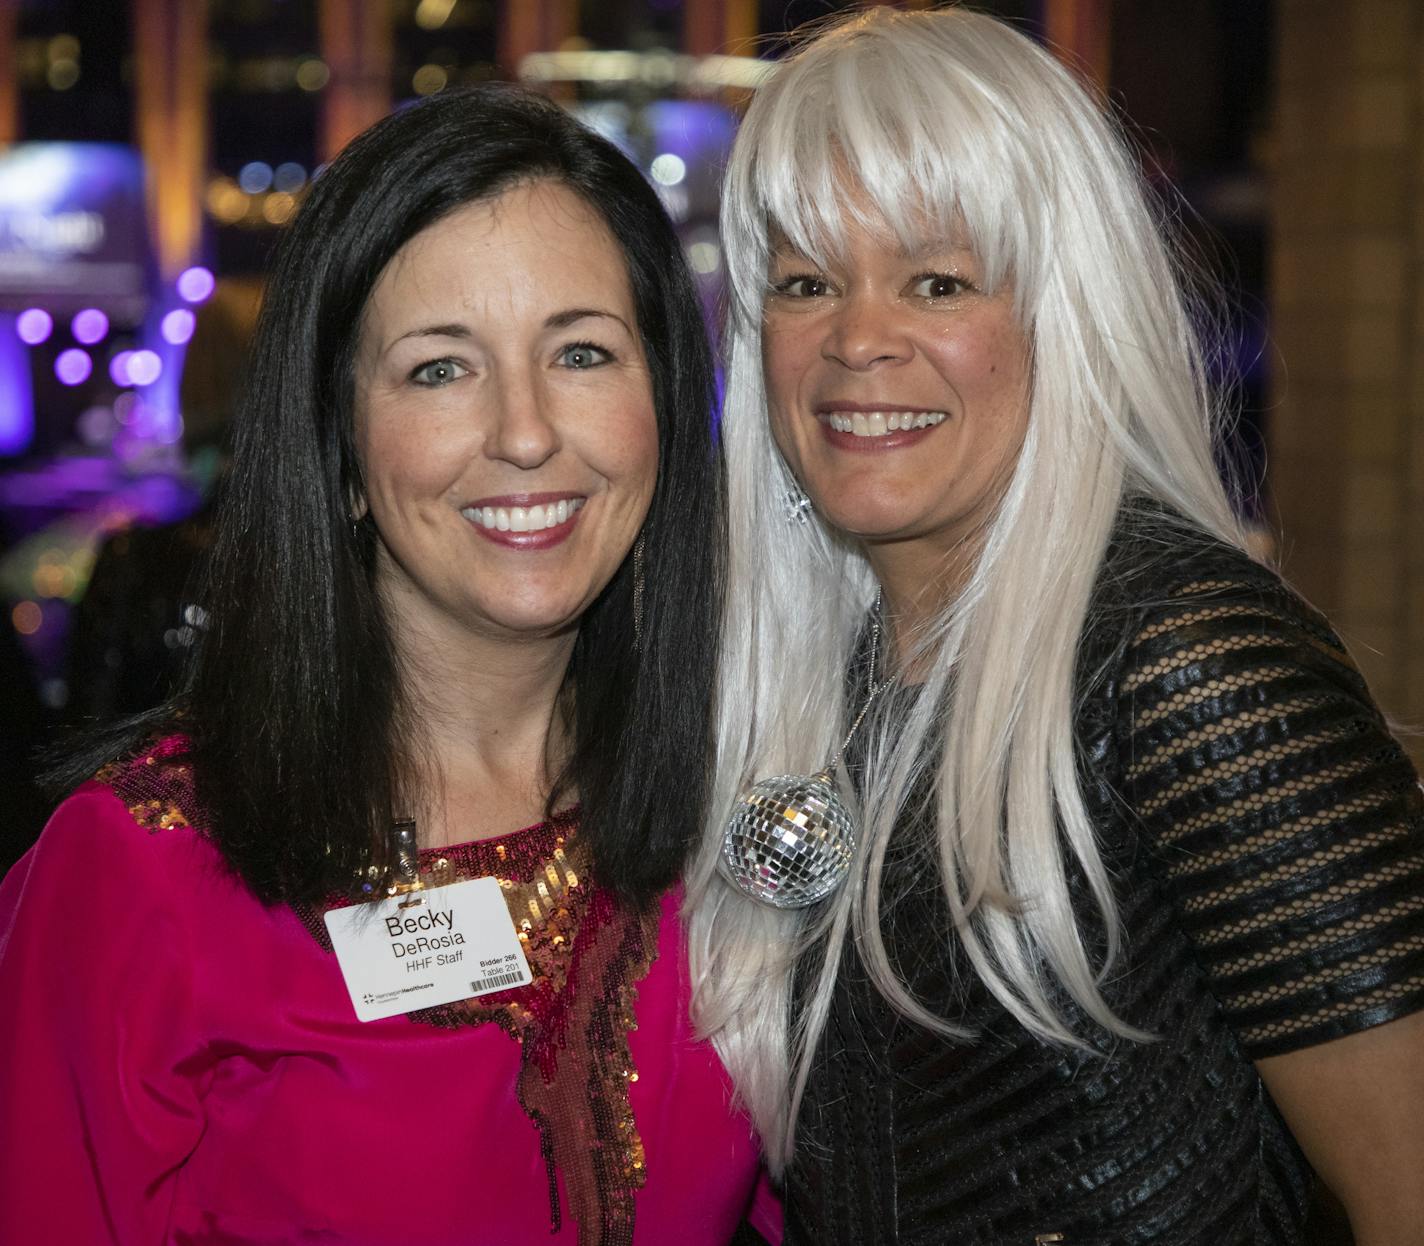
[134,0,207,281]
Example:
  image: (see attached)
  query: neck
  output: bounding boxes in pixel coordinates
[387,602,578,849]
[864,533,980,675]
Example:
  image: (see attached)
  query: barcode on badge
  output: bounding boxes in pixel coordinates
[470,970,525,995]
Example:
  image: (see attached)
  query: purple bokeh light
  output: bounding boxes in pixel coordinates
[55,348,93,385]
[17,308,53,345]
[161,308,197,345]
[71,308,109,345]
[0,312,37,453]
[127,349,162,386]
[176,266,216,304]
[109,350,134,386]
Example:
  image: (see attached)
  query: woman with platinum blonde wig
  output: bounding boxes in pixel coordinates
[688,7,1424,1243]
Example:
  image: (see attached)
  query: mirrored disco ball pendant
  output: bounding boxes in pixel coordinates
[722,770,856,909]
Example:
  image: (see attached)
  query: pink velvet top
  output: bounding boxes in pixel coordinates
[0,744,779,1245]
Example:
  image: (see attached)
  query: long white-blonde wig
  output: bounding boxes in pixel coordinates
[684,5,1250,1172]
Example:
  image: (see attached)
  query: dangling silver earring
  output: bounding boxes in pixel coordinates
[632,532,646,649]
[783,483,812,524]
[722,591,896,908]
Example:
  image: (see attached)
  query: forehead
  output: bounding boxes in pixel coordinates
[766,188,976,266]
[367,181,632,316]
[768,219,976,262]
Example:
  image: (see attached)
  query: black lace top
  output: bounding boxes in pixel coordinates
[785,509,1424,1245]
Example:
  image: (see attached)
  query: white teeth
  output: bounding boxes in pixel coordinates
[826,411,948,438]
[462,498,586,532]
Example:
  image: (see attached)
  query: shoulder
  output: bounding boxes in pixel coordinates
[1094,502,1300,624]
[1088,502,1361,700]
[14,735,223,912]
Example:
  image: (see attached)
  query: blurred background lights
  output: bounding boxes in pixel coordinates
[177,266,216,303]
[55,348,92,385]
[413,64,449,95]
[157,413,186,445]
[206,177,248,225]
[273,161,307,193]
[415,0,458,31]
[161,308,197,345]
[655,183,689,223]
[71,308,109,345]
[262,192,297,225]
[126,349,163,386]
[46,37,81,92]
[295,57,330,92]
[238,161,274,194]
[16,308,53,345]
[12,601,42,637]
[650,153,686,186]
[108,349,134,386]
[78,404,115,447]
[112,391,139,424]
[688,240,721,274]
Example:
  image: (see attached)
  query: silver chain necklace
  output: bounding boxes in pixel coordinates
[721,595,897,908]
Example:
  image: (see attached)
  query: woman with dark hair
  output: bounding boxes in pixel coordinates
[0,88,771,1245]
[689,8,1424,1244]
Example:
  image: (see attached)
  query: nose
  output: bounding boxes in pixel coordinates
[822,292,912,371]
[482,370,560,470]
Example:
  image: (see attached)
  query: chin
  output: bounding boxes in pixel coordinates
[815,498,926,541]
[481,595,591,638]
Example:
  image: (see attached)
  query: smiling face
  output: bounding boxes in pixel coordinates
[354,180,658,645]
[762,196,1033,579]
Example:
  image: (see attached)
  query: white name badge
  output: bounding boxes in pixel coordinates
[324,876,533,1023]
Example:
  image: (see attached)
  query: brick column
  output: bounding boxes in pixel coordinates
[319,0,393,162]
[1271,0,1424,768]
[0,0,18,147]
[684,0,757,57]
[133,0,208,279]
[1044,0,1111,93]
[498,0,576,81]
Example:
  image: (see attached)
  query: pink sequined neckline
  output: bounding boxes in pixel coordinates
[419,806,580,883]
[420,805,579,858]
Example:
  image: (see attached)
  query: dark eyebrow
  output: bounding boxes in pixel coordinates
[384,308,629,356]
[390,324,471,350]
[545,306,631,333]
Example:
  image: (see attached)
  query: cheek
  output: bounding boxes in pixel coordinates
[760,332,813,468]
[358,412,466,510]
[591,401,659,499]
[761,319,817,413]
[933,322,1031,412]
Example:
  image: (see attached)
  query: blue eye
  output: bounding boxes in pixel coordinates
[410,358,467,387]
[560,342,612,369]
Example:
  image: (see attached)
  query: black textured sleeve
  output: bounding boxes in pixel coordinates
[1118,558,1424,1059]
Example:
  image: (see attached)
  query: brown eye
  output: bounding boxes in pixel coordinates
[773,274,831,299]
[910,274,971,299]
